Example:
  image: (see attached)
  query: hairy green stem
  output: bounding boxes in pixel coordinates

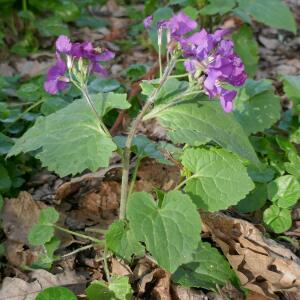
[60,244,95,260]
[119,55,177,220]
[54,225,104,244]
[103,246,111,282]
[175,174,199,190]
[128,157,142,197]
[81,87,111,137]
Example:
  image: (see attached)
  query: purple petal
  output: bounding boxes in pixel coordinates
[168,12,197,37]
[91,63,108,76]
[144,15,153,29]
[184,60,196,74]
[220,89,237,112]
[56,35,72,54]
[95,49,115,62]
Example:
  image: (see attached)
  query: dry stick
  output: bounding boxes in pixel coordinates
[119,56,177,220]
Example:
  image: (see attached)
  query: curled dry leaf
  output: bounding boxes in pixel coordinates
[55,163,121,202]
[0,269,86,300]
[201,212,300,299]
[171,284,208,300]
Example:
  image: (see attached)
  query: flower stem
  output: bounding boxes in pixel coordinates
[81,87,111,137]
[53,224,104,244]
[119,55,177,220]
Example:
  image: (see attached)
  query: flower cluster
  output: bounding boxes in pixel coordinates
[144,12,247,112]
[44,35,115,95]
[182,29,247,112]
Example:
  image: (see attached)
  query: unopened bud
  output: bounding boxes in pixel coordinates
[66,55,72,69]
[158,27,163,47]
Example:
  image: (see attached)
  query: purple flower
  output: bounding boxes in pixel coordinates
[168,12,197,38]
[44,57,69,94]
[44,36,115,94]
[182,28,247,112]
[144,15,153,29]
[56,35,72,54]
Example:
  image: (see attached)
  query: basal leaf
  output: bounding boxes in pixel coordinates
[182,148,254,211]
[237,0,296,33]
[155,99,260,165]
[236,183,267,213]
[127,190,201,272]
[267,175,300,208]
[285,152,300,179]
[8,93,129,177]
[105,220,144,262]
[172,242,238,291]
[86,276,132,300]
[28,224,54,246]
[36,287,76,300]
[263,205,292,234]
[234,80,281,134]
[38,207,59,224]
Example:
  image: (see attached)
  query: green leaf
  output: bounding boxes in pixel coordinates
[155,99,260,165]
[263,205,292,234]
[36,17,69,37]
[54,0,80,22]
[172,242,238,291]
[282,75,300,104]
[28,224,54,246]
[127,190,201,272]
[232,25,258,77]
[236,183,267,213]
[182,148,254,211]
[267,175,300,208]
[41,97,69,116]
[105,220,144,262]
[0,164,11,193]
[237,0,296,33]
[36,287,76,300]
[0,133,14,155]
[114,135,170,164]
[285,152,300,179]
[33,236,60,269]
[86,276,132,300]
[38,207,59,224]
[16,82,44,102]
[200,0,236,15]
[234,80,281,135]
[89,79,120,94]
[8,93,129,177]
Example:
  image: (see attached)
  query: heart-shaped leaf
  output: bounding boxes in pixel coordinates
[127,190,201,272]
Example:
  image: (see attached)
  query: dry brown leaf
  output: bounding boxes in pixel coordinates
[1,192,46,245]
[171,285,208,300]
[111,258,132,277]
[201,212,300,299]
[0,269,86,300]
[55,164,121,202]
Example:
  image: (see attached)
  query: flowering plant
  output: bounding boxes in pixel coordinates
[7,8,296,299]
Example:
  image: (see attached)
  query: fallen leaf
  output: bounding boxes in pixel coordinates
[1,192,46,244]
[0,269,86,300]
[201,212,300,299]
[171,284,208,300]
